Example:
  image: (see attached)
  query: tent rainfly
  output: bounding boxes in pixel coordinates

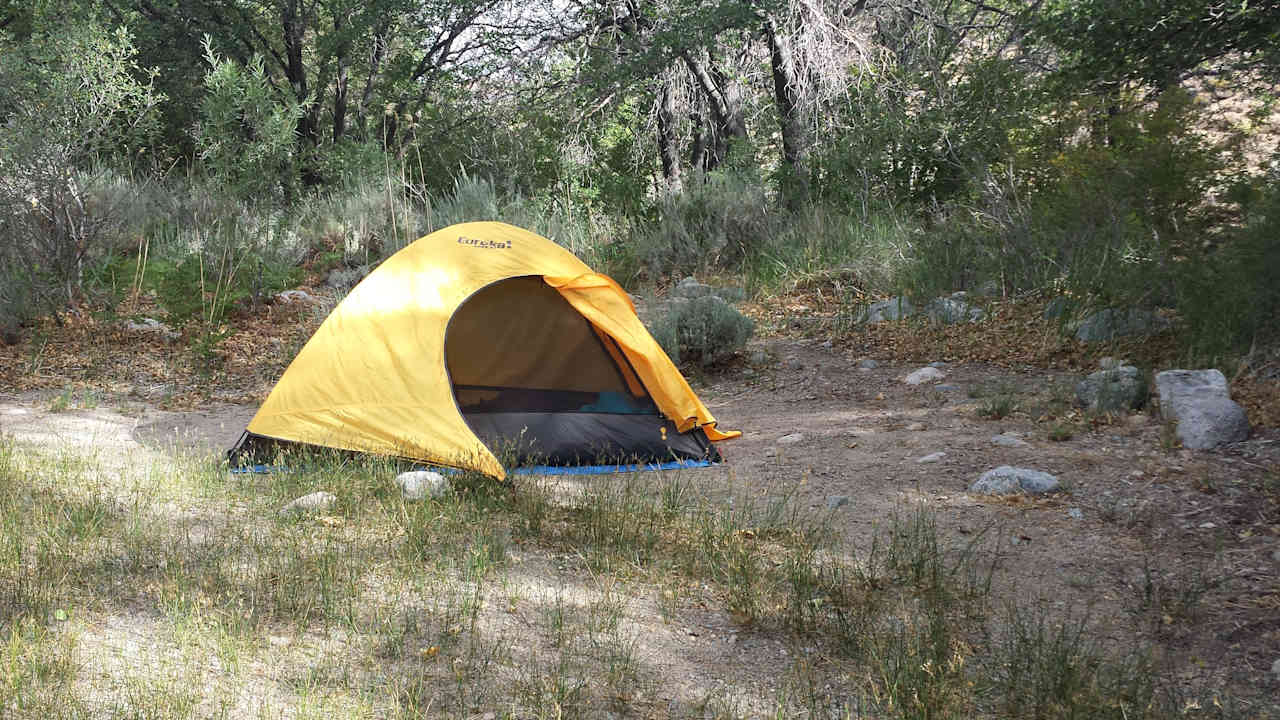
[229,221,739,478]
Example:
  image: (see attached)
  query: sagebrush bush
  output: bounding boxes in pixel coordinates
[647,295,754,367]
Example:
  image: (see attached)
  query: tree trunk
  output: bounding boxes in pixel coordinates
[333,15,349,141]
[657,80,682,193]
[765,16,810,205]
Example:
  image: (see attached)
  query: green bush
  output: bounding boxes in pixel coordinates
[0,23,163,314]
[647,295,754,368]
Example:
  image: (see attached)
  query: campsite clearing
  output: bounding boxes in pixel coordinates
[2,334,1277,718]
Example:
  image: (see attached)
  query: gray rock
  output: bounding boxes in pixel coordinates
[673,276,714,299]
[1074,308,1170,343]
[858,297,915,324]
[1272,657,1280,679]
[991,433,1029,448]
[280,491,337,517]
[777,433,804,445]
[917,452,946,463]
[396,470,451,501]
[934,384,961,392]
[1155,369,1251,449]
[905,367,946,385]
[858,358,879,370]
[925,297,984,325]
[970,466,1061,496]
[123,317,179,341]
[826,495,849,510]
[275,289,314,304]
[929,361,948,368]
[1076,366,1146,412]
[748,349,769,366]
[1067,507,1084,520]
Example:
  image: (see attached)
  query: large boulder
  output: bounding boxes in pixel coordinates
[1074,308,1170,343]
[858,296,915,324]
[925,295,985,325]
[1155,369,1250,449]
[970,466,1061,496]
[1076,366,1146,412]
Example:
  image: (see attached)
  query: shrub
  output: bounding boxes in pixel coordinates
[0,23,163,314]
[647,295,754,367]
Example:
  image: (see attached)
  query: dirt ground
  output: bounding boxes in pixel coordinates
[2,332,1278,715]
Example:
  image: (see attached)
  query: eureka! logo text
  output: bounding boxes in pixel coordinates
[457,235,512,249]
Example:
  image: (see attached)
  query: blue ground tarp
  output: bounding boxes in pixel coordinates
[231,458,716,476]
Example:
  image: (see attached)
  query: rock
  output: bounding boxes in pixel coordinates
[396,470,451,500]
[280,491,337,517]
[917,452,946,463]
[1043,296,1072,320]
[905,367,946,385]
[1067,507,1084,520]
[1074,308,1170,343]
[821,339,833,349]
[925,296,984,325]
[858,358,879,370]
[1155,369,1251,449]
[748,349,769,366]
[905,422,927,432]
[934,384,961,392]
[991,433,1029,447]
[858,297,915,324]
[1098,356,1125,370]
[1272,657,1280,679]
[123,317,179,341]
[274,289,314,304]
[673,276,713,299]
[1075,366,1146,412]
[970,466,1061,496]
[1127,414,1148,428]
[929,361,948,368]
[777,433,804,445]
[826,495,849,510]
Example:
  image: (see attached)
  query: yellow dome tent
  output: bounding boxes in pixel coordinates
[230,221,739,479]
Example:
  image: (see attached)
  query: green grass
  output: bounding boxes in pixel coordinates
[0,434,1243,718]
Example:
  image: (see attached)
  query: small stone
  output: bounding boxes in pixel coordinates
[275,289,314,304]
[280,491,337,517]
[1271,657,1280,679]
[821,340,833,349]
[826,495,849,509]
[991,433,1029,447]
[858,297,915,324]
[917,452,946,463]
[905,367,946,385]
[970,466,1061,495]
[858,358,879,370]
[1272,549,1280,563]
[396,470,451,500]
[777,433,804,445]
[1067,507,1084,520]
[934,384,960,392]
[1198,522,1216,529]
[906,422,926,432]
[748,349,769,365]
[929,361,947,369]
